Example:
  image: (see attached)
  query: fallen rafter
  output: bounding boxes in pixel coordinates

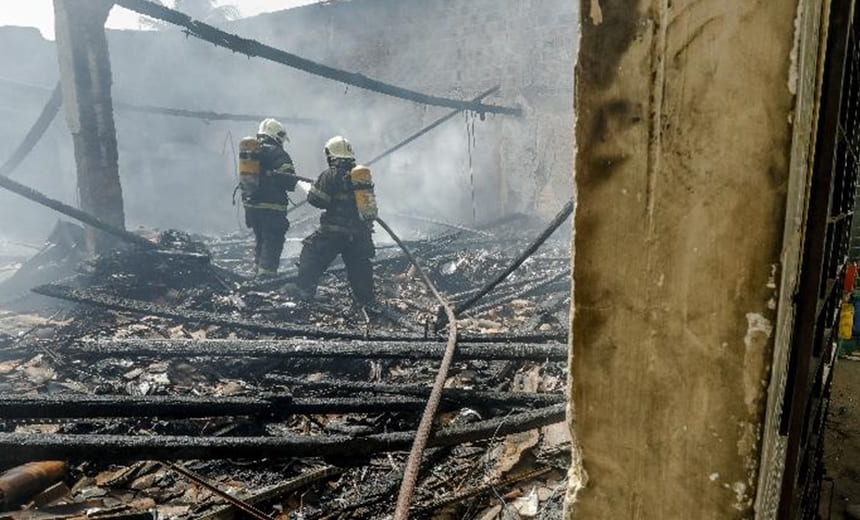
[265,375,565,407]
[0,82,61,178]
[32,283,565,344]
[114,0,520,115]
[65,338,568,362]
[438,199,574,328]
[0,394,462,420]
[0,404,565,462]
[0,173,155,250]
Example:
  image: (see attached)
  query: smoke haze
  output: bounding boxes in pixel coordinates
[0,0,576,248]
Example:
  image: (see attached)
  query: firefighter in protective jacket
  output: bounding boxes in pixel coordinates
[240,119,298,277]
[296,136,378,305]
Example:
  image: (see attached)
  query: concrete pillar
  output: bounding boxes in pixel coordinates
[53,0,124,254]
[567,0,822,517]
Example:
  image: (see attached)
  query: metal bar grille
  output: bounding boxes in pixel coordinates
[779,4,860,518]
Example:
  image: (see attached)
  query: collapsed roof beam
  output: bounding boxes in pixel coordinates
[114,0,521,115]
[437,199,574,329]
[0,404,565,462]
[32,283,566,343]
[0,173,154,249]
[0,77,321,126]
[0,394,462,420]
[0,83,61,179]
[64,337,569,362]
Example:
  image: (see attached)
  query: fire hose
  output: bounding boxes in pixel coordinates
[374,217,458,520]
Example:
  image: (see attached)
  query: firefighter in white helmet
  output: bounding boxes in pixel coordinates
[295,136,377,305]
[238,118,298,277]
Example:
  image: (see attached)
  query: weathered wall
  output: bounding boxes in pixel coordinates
[227,0,578,218]
[567,0,812,517]
[0,0,576,242]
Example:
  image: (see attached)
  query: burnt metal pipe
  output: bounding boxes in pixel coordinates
[0,461,67,511]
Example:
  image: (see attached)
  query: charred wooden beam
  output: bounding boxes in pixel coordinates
[387,212,494,237]
[448,267,567,303]
[33,284,371,340]
[437,199,574,329]
[266,375,565,407]
[32,283,565,343]
[0,394,455,420]
[114,102,320,126]
[0,394,290,420]
[114,0,520,115]
[0,76,321,126]
[0,83,61,179]
[67,338,568,362]
[54,0,125,254]
[0,175,155,250]
[464,269,570,318]
[0,404,564,462]
[367,87,500,166]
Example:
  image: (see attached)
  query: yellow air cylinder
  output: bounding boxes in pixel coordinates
[349,165,378,221]
[238,136,261,195]
[839,301,855,340]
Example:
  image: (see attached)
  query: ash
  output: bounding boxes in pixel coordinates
[0,215,570,520]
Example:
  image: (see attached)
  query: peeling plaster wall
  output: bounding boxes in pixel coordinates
[567,0,814,517]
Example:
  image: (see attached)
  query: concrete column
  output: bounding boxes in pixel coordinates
[53,0,124,254]
[567,0,816,517]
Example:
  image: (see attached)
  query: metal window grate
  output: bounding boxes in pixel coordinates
[779,6,860,518]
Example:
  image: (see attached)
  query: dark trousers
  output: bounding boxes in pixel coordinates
[245,208,289,274]
[297,230,375,304]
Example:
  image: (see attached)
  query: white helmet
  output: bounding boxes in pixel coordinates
[258,118,289,144]
[324,136,355,160]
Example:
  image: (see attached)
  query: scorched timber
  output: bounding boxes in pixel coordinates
[68,338,568,361]
[0,395,452,420]
[34,284,565,343]
[0,404,564,462]
[266,375,565,407]
[33,284,366,340]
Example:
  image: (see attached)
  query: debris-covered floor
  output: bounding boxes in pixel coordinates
[0,214,571,520]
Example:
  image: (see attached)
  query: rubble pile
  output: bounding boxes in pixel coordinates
[0,215,571,520]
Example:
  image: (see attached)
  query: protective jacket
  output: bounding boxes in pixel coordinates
[298,160,376,304]
[307,162,372,234]
[242,138,298,212]
[243,137,297,276]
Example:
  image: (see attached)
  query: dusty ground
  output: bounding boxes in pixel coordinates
[823,358,860,518]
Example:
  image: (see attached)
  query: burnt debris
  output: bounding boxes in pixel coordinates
[0,215,571,519]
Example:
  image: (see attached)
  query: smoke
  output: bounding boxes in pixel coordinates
[0,0,577,247]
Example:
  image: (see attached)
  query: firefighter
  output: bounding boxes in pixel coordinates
[239,118,298,277]
[295,136,378,305]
